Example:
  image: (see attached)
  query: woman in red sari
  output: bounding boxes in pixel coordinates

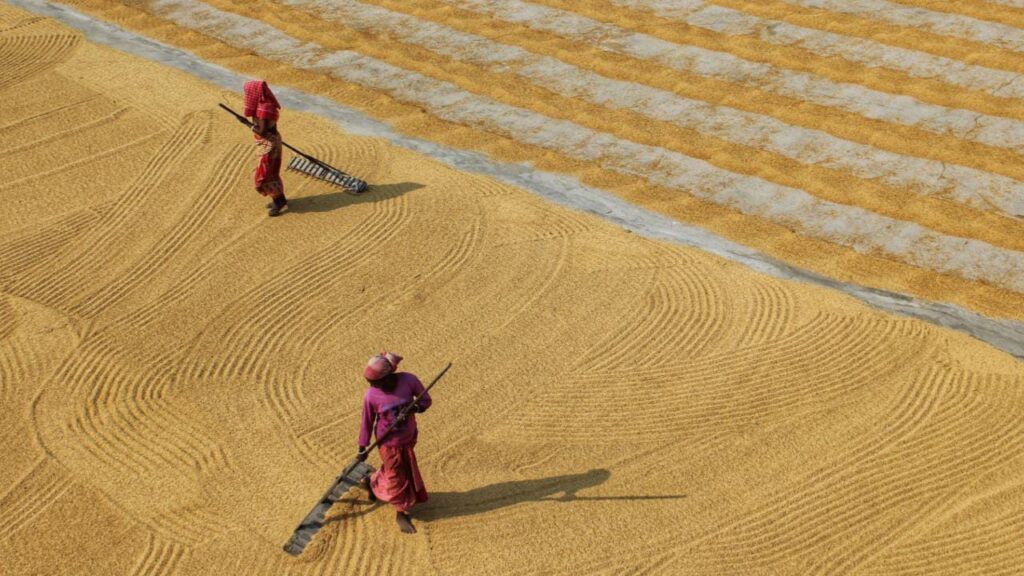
[356,352,431,533]
[243,80,287,217]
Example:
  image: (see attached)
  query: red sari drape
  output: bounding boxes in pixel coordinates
[371,443,428,513]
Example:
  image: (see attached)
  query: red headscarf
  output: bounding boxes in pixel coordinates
[364,352,403,381]
[243,80,280,122]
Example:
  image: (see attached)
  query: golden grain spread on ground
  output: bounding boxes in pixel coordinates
[1,1,1023,574]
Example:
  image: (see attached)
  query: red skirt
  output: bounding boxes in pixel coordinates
[254,134,284,198]
[371,443,428,513]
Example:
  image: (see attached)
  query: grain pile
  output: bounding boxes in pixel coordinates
[1,2,1023,575]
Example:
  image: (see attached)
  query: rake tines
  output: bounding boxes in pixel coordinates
[282,460,375,556]
[287,155,368,193]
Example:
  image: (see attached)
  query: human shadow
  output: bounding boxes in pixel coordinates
[415,469,687,522]
[322,497,381,526]
[287,181,424,214]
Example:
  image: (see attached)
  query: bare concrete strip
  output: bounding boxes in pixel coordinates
[123,0,1024,294]
[10,0,1024,360]
[438,0,1024,153]
[614,0,1024,100]
[282,0,1024,219]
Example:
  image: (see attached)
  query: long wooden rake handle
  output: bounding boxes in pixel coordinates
[217,103,354,177]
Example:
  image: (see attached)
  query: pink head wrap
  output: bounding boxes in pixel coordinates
[243,80,280,121]
[364,352,403,381]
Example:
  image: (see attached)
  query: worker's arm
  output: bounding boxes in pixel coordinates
[412,375,431,413]
[356,394,374,460]
[252,116,280,138]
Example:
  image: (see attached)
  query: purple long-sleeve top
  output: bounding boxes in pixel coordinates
[358,372,431,448]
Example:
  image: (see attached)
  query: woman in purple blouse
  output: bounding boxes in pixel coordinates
[356,352,431,533]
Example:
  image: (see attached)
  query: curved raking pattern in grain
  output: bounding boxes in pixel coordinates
[2,0,1024,574]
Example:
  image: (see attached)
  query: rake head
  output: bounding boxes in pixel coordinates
[287,156,368,193]
[282,460,375,556]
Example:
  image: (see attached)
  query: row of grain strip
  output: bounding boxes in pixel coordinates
[280,0,1024,218]
[782,0,1024,52]
[610,0,1024,99]
[130,0,1024,295]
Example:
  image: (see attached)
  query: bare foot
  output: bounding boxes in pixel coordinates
[396,512,416,534]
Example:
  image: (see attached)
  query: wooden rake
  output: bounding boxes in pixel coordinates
[218,103,368,193]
